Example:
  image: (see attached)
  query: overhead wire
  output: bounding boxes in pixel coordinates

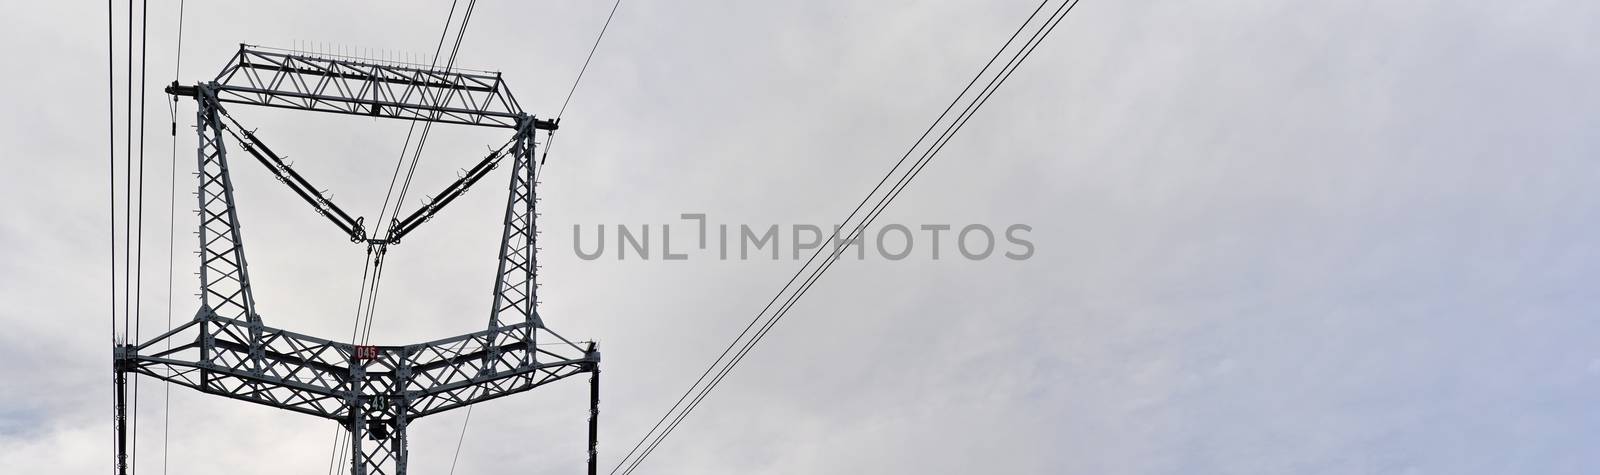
[557,0,623,119]
[443,144,545,475]
[130,1,149,472]
[607,0,1050,461]
[446,406,473,475]
[371,0,462,233]
[446,1,620,468]
[162,2,184,475]
[614,1,1082,472]
[680,0,1075,465]
[329,2,474,472]
[389,0,478,232]
[123,1,131,351]
[109,0,1069,471]
[328,248,389,474]
[639,4,1078,469]
[362,0,476,359]
[639,2,1080,468]
[325,247,376,475]
[611,0,1057,468]
[107,0,119,469]
[541,0,624,167]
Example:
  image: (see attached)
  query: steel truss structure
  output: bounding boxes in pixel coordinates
[113,45,599,475]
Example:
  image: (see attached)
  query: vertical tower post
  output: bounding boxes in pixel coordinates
[193,84,259,325]
[484,117,542,381]
[347,400,409,475]
[587,343,601,475]
[487,117,541,330]
[113,346,131,475]
[193,84,265,396]
[344,355,411,475]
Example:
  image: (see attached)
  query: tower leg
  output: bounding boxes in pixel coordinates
[347,399,408,475]
[486,119,541,332]
[588,363,600,475]
[114,355,130,475]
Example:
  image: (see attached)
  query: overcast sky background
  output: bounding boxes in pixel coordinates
[2,0,1599,473]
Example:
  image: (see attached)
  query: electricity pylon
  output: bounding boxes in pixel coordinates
[112,45,601,475]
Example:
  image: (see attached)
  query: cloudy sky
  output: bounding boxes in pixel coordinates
[3,0,1599,473]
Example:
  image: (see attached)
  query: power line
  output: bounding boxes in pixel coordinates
[123,0,130,352]
[162,2,184,474]
[433,10,582,463]
[107,0,119,471]
[330,2,474,472]
[540,0,625,168]
[406,2,517,470]
[608,0,1052,463]
[446,406,473,475]
[445,148,546,475]
[640,4,1079,469]
[358,255,389,344]
[613,0,1059,466]
[372,0,462,230]
[640,0,1079,466]
[614,1,1082,472]
[328,247,389,475]
[324,245,377,475]
[389,0,479,230]
[363,0,478,366]
[130,1,149,472]
[558,0,624,119]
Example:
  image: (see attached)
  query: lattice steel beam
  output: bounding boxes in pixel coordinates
[164,45,557,130]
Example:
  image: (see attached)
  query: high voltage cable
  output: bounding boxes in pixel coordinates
[108,0,154,472]
[445,407,473,475]
[387,0,473,233]
[607,0,1044,458]
[123,1,131,352]
[540,0,624,167]
[107,0,119,471]
[614,1,1081,472]
[446,1,622,465]
[372,0,462,231]
[358,256,390,344]
[324,245,381,475]
[329,1,475,471]
[613,0,1057,468]
[162,2,185,474]
[631,4,1080,470]
[443,151,546,475]
[629,1,1080,467]
[131,1,149,472]
[558,0,623,119]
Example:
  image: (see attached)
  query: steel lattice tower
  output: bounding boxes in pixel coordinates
[112,45,601,475]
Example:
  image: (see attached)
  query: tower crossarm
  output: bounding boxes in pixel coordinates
[119,308,357,419]
[117,309,598,423]
[176,45,558,130]
[398,322,596,418]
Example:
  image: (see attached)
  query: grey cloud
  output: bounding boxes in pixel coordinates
[2,0,1599,473]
